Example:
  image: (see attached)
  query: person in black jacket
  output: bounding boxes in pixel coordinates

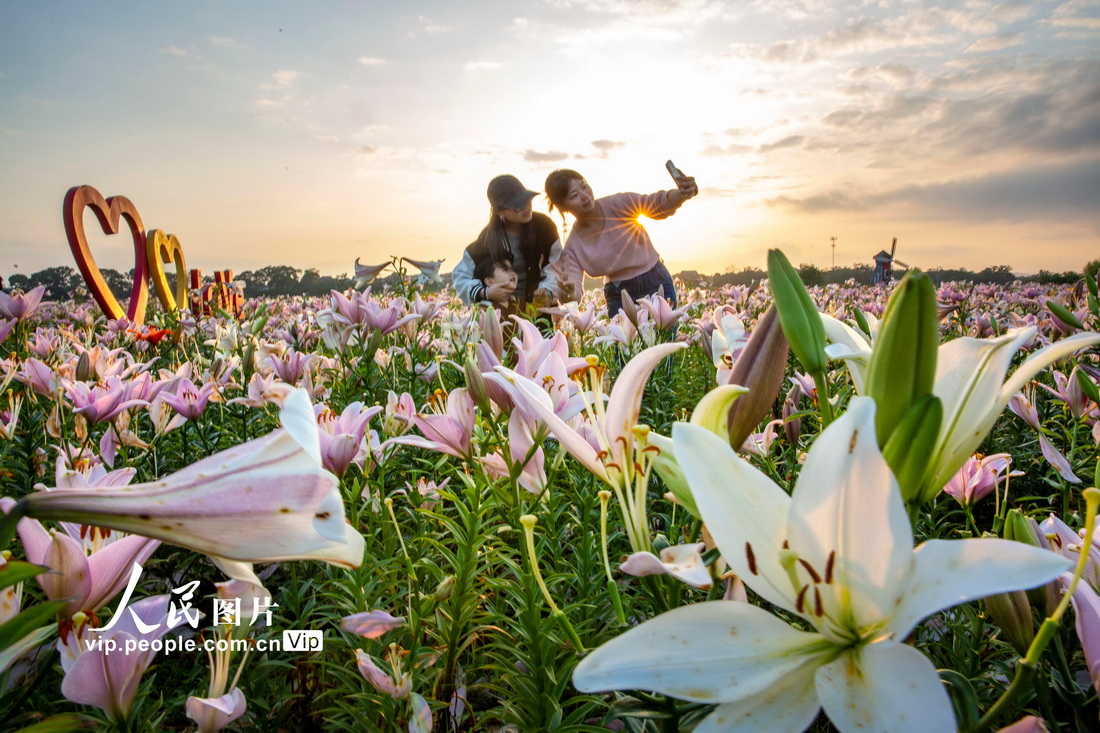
[452,175,562,310]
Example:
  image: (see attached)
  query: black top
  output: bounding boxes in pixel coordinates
[464,213,559,303]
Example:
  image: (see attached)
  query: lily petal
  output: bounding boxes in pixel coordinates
[889,538,1071,637]
[574,601,827,703]
[696,657,822,733]
[619,543,712,589]
[816,642,955,733]
[674,423,797,614]
[604,343,685,469]
[787,397,912,631]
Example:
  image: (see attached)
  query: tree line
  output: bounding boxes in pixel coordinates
[5,259,1098,303]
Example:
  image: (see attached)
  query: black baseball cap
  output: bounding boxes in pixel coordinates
[487,175,538,210]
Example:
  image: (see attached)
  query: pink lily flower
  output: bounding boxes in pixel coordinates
[740,418,784,458]
[64,376,149,425]
[267,347,314,386]
[17,389,365,568]
[1064,573,1100,697]
[325,290,420,335]
[481,411,548,494]
[59,595,188,724]
[942,453,1022,506]
[620,542,712,589]
[342,609,406,639]
[501,343,686,551]
[229,372,294,408]
[1038,434,1081,483]
[160,377,217,421]
[382,391,417,437]
[389,389,476,460]
[314,401,383,477]
[395,477,450,510]
[15,357,58,396]
[0,319,13,346]
[636,292,687,331]
[1037,368,1092,419]
[353,258,392,289]
[0,285,46,321]
[355,648,412,699]
[186,689,247,733]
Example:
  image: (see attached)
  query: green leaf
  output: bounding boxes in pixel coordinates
[13,714,97,732]
[0,600,65,652]
[0,560,49,592]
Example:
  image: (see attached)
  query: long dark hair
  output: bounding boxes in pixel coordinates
[475,207,532,263]
[544,169,585,228]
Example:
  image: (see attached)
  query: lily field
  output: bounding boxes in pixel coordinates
[1,253,1099,733]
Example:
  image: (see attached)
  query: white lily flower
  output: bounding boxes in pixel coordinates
[573,397,1070,733]
[821,320,1100,502]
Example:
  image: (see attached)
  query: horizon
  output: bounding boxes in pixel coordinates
[2,1,1097,281]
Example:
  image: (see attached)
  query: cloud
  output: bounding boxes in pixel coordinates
[464,61,503,72]
[965,33,1025,52]
[160,46,189,57]
[759,135,806,152]
[272,70,300,88]
[767,157,1100,223]
[591,139,625,158]
[523,150,570,162]
[207,36,243,48]
[358,57,388,66]
[988,2,1033,25]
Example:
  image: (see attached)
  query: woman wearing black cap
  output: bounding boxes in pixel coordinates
[452,175,562,310]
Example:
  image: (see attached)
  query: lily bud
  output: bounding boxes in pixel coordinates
[766,249,826,375]
[1003,509,1060,615]
[881,394,942,506]
[782,385,801,446]
[619,289,639,329]
[75,351,92,382]
[1046,299,1083,332]
[479,307,503,360]
[984,590,1034,656]
[724,305,789,451]
[865,271,938,447]
[463,358,491,415]
[1074,367,1100,410]
[433,575,456,602]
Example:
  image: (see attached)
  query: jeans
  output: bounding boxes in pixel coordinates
[604,261,676,318]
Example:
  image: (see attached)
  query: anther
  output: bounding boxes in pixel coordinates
[745,542,758,575]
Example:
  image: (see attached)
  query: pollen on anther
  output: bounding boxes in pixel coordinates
[796,584,809,613]
[824,551,836,584]
[798,558,821,584]
[745,542,758,575]
[814,587,824,616]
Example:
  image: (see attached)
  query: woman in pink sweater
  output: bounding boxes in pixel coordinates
[544,168,698,317]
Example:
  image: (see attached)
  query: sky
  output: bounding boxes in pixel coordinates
[1,0,1097,284]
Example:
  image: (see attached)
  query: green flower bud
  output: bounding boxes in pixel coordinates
[434,575,456,602]
[865,271,938,447]
[767,249,827,375]
[882,394,942,505]
[1046,299,1084,331]
[985,590,1034,656]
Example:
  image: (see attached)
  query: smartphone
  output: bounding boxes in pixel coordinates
[665,160,685,180]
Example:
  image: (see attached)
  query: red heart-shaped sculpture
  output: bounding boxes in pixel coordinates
[63,184,150,323]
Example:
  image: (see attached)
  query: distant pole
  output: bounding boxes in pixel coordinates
[830,236,837,268]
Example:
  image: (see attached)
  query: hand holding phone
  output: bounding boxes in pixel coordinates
[666,160,698,199]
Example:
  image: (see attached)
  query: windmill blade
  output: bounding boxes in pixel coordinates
[894,259,910,268]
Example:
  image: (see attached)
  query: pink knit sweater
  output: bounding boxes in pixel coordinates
[561,190,683,295]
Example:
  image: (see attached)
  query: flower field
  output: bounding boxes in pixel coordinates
[1,254,1098,732]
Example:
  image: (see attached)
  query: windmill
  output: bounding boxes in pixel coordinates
[872,238,909,284]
